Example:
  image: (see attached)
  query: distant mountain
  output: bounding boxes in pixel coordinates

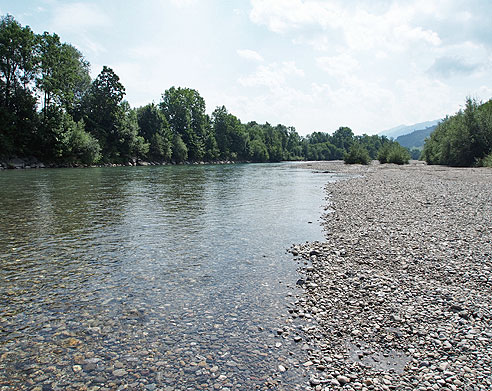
[379,119,440,139]
[396,125,437,149]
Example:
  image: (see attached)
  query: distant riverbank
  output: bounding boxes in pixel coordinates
[289,161,492,389]
[0,156,251,170]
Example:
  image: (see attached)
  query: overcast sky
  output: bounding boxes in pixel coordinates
[2,0,491,135]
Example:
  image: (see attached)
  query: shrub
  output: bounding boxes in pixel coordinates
[378,142,410,165]
[478,153,492,167]
[344,143,370,165]
[61,115,101,165]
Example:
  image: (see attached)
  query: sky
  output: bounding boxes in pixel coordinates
[1,0,491,135]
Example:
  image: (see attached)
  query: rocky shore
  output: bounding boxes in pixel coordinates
[289,161,492,390]
[0,157,252,170]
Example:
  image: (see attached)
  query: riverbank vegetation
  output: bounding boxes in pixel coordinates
[422,98,492,167]
[1,15,401,167]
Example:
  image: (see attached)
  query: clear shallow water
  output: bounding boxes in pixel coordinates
[0,163,335,390]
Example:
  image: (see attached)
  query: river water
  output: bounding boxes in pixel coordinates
[0,163,336,391]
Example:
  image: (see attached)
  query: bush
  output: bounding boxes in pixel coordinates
[422,98,492,166]
[60,115,101,165]
[249,139,269,162]
[172,134,188,162]
[344,143,370,165]
[409,147,421,160]
[378,142,410,165]
[478,153,492,167]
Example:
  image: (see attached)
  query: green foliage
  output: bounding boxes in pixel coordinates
[0,15,38,157]
[160,87,207,161]
[422,98,492,167]
[378,142,411,164]
[37,33,90,114]
[136,103,172,161]
[396,125,436,149]
[344,143,370,165]
[248,139,269,162]
[61,116,101,165]
[357,134,388,159]
[409,147,421,160]
[172,134,188,162]
[116,103,149,161]
[0,14,433,167]
[82,66,129,161]
[332,127,354,151]
[212,105,248,160]
[0,15,37,108]
[478,153,492,167]
[203,130,220,161]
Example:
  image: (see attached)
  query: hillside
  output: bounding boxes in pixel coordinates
[379,119,440,139]
[396,125,437,149]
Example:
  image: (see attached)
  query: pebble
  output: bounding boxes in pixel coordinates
[112,369,127,377]
[291,161,492,389]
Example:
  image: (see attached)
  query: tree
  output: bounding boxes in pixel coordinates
[0,15,37,109]
[36,33,92,160]
[160,87,207,161]
[0,15,38,157]
[82,66,126,160]
[285,127,303,160]
[212,105,248,160]
[378,141,410,164]
[116,103,149,161]
[37,33,90,115]
[422,98,492,167]
[332,127,354,151]
[137,103,172,161]
[172,133,188,162]
[60,114,101,165]
[344,143,370,165]
[249,139,269,162]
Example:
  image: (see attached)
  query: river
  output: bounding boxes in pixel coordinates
[0,163,336,390]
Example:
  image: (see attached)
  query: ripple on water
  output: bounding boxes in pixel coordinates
[0,163,336,390]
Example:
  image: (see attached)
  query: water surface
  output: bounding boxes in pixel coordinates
[0,163,335,390]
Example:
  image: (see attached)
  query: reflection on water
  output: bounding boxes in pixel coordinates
[0,163,335,390]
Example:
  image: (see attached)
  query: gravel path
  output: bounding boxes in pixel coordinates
[290,161,492,390]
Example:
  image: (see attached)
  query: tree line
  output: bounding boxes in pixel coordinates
[422,98,492,167]
[0,15,404,166]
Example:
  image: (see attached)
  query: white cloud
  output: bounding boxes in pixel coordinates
[249,0,442,53]
[394,25,441,46]
[51,3,110,32]
[317,53,359,77]
[238,61,304,88]
[249,0,342,33]
[237,49,264,62]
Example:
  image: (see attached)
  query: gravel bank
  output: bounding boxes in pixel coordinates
[290,161,492,390]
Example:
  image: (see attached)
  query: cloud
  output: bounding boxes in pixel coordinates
[51,3,110,32]
[238,61,304,88]
[249,0,342,33]
[393,24,441,46]
[249,0,442,53]
[317,53,359,77]
[428,56,481,78]
[237,49,264,62]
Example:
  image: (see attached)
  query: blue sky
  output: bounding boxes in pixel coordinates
[1,0,491,135]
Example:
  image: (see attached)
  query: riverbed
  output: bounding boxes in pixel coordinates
[0,163,338,391]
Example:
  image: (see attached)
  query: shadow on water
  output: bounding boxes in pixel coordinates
[0,163,337,390]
